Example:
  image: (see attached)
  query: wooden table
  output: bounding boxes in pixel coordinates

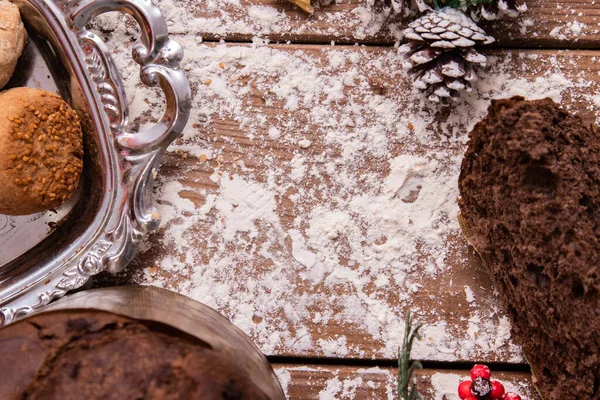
[93,1,599,398]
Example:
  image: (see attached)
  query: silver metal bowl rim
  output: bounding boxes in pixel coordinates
[14,285,286,399]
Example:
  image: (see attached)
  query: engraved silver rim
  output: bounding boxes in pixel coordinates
[0,0,191,326]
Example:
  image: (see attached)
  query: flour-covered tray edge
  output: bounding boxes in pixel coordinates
[0,0,191,325]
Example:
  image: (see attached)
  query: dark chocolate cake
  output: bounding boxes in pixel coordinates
[0,310,271,400]
[458,96,600,399]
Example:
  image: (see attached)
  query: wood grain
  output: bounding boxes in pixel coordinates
[93,42,600,363]
[155,0,599,47]
[273,364,542,399]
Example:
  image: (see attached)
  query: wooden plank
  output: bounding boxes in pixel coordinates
[93,41,600,362]
[131,0,599,47]
[273,365,542,399]
[486,0,600,48]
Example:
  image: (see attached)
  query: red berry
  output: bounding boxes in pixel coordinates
[465,397,478,400]
[503,393,522,400]
[471,364,492,381]
[489,381,506,399]
[458,381,473,399]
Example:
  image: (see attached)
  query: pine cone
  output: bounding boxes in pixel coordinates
[399,8,494,104]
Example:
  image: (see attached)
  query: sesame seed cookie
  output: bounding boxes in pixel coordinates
[0,88,84,215]
[0,0,27,89]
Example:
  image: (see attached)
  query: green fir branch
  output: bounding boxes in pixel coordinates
[398,310,424,400]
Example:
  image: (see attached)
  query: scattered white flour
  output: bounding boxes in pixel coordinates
[91,0,599,46]
[274,368,292,395]
[549,21,590,40]
[464,286,475,304]
[90,3,600,388]
[274,366,397,400]
[247,5,286,25]
[274,366,538,399]
[211,172,279,241]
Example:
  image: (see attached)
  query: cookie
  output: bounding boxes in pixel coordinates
[0,88,84,215]
[0,0,27,89]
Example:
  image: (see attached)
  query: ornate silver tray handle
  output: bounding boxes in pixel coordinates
[0,0,191,326]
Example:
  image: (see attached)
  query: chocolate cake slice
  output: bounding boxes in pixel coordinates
[458,97,600,399]
[0,310,274,400]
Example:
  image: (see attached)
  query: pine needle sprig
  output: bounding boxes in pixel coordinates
[398,310,424,400]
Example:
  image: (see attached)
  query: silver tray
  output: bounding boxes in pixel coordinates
[0,0,191,326]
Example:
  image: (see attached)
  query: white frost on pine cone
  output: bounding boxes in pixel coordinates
[399,8,494,104]
[441,61,463,78]
[410,49,436,65]
[405,8,495,49]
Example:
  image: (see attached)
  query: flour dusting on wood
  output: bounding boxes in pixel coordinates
[91,7,600,365]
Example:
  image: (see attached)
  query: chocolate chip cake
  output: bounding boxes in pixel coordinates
[458,97,600,399]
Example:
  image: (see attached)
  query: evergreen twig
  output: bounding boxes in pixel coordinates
[398,310,423,400]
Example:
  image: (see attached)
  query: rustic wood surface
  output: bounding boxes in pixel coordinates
[272,365,541,399]
[96,43,600,369]
[90,2,598,397]
[155,0,600,47]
